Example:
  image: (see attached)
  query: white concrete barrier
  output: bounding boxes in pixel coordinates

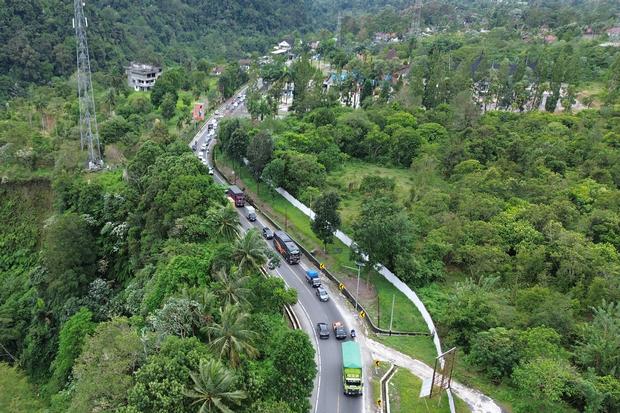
[275,187,444,355]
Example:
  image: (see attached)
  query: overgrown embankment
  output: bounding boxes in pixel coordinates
[0,179,53,272]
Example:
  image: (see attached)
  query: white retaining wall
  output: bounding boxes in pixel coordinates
[275,187,443,355]
[276,187,457,412]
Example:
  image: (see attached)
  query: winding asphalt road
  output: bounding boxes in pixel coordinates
[189,92,367,413]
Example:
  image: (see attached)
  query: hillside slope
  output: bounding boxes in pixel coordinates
[0,0,309,98]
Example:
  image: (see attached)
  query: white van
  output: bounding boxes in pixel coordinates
[245,206,256,222]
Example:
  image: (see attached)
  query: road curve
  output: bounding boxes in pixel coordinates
[189,93,366,413]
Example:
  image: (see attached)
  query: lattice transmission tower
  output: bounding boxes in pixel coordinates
[73,0,103,170]
[409,0,423,38]
[336,9,342,46]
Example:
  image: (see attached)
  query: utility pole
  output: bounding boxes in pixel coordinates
[344,262,365,314]
[389,294,395,335]
[73,0,103,170]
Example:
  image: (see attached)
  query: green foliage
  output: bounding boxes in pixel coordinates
[184,358,246,413]
[269,330,316,413]
[142,253,212,313]
[47,308,96,394]
[575,302,620,378]
[160,93,178,120]
[264,150,326,196]
[39,213,98,311]
[203,305,258,368]
[437,278,498,351]
[69,318,143,413]
[0,363,44,413]
[231,229,272,274]
[311,191,341,250]
[512,357,576,411]
[218,63,249,99]
[246,276,297,315]
[352,196,413,269]
[246,131,274,178]
[126,336,210,413]
[468,327,521,382]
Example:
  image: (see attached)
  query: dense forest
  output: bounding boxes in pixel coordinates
[0,64,314,412]
[2,0,620,412]
[213,15,620,410]
[0,0,311,101]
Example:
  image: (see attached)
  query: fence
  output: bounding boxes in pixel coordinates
[244,191,427,337]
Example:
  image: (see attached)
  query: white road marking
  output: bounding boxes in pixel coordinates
[275,267,322,413]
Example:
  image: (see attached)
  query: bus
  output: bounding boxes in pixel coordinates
[273,230,301,264]
[227,185,245,207]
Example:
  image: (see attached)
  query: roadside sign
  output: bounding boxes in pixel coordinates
[360,310,366,318]
[319,263,325,270]
[375,360,381,367]
[376,399,382,407]
[338,283,345,291]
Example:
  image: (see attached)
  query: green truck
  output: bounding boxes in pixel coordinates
[341,341,363,396]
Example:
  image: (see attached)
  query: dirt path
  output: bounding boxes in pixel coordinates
[365,339,503,413]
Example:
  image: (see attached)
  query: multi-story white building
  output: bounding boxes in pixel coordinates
[126,63,162,91]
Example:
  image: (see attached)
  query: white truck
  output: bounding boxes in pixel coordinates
[245,205,256,222]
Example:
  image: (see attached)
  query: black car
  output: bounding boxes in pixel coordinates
[317,322,330,339]
[333,322,347,340]
[262,227,274,239]
[316,286,329,302]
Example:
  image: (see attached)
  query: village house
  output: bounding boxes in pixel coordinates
[607,27,620,41]
[238,59,252,71]
[211,66,224,76]
[126,62,162,91]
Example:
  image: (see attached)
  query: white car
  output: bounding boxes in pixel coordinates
[208,167,214,175]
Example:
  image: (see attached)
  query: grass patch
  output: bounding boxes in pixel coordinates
[326,160,417,230]
[376,335,439,367]
[371,363,390,408]
[88,169,126,193]
[215,151,428,333]
[389,369,470,413]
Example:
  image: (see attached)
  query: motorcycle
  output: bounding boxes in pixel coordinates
[350,329,356,338]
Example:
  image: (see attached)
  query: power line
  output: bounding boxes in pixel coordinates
[73,0,103,170]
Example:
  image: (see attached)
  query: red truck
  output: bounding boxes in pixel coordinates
[227,185,245,207]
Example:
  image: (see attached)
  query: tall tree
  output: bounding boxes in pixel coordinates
[207,206,239,241]
[311,191,341,252]
[213,269,250,305]
[270,330,316,412]
[351,196,413,270]
[184,358,247,413]
[69,318,143,413]
[232,229,272,273]
[203,305,258,367]
[246,131,273,179]
[575,302,620,378]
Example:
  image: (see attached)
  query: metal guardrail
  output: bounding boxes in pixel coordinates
[211,146,427,336]
[244,193,428,337]
[380,364,398,413]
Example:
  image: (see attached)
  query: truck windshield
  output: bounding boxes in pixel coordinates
[345,377,361,384]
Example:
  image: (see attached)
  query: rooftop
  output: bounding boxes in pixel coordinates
[126,62,161,73]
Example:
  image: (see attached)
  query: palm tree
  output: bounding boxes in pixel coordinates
[231,228,271,273]
[214,268,250,305]
[184,358,246,413]
[104,87,116,115]
[203,305,258,367]
[208,205,239,241]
